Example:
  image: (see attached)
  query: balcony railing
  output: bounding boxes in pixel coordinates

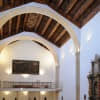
[0,81,57,89]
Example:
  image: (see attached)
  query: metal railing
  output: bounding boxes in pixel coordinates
[0,81,57,89]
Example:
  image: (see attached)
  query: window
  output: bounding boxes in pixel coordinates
[34,97,36,100]
[44,97,47,100]
[2,97,5,100]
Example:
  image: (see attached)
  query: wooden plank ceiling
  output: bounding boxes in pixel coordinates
[0,0,99,47]
[0,0,100,27]
[0,13,70,47]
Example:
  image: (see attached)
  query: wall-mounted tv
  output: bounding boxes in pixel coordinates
[12,60,39,75]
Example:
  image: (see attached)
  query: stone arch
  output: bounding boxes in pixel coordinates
[0,2,80,51]
[0,32,59,65]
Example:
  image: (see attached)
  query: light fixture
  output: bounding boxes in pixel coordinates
[77,48,80,52]
[40,70,44,75]
[87,32,92,42]
[40,91,46,95]
[61,50,65,59]
[5,69,12,75]
[23,91,28,96]
[69,45,75,56]
[22,74,29,78]
[4,91,10,95]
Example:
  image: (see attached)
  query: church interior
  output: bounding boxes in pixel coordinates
[0,0,100,100]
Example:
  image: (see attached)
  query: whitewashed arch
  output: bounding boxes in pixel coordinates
[0,32,59,65]
[0,2,80,52]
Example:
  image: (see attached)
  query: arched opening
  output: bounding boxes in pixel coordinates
[0,2,80,100]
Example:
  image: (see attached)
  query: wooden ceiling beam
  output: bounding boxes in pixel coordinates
[57,33,70,47]
[23,14,28,30]
[16,15,21,33]
[47,23,59,39]
[9,19,12,35]
[34,14,43,32]
[69,0,85,16]
[41,18,52,35]
[74,0,94,20]
[79,0,100,26]
[54,29,66,43]
[57,0,63,8]
[11,0,14,7]
[65,0,77,14]
[0,28,3,39]
[0,0,3,7]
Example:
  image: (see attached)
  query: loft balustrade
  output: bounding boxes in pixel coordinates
[0,81,58,89]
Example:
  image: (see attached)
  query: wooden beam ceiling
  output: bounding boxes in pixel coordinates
[73,0,94,20]
[41,18,52,35]
[65,0,78,14]
[0,0,99,47]
[47,23,59,39]
[0,13,70,47]
[0,0,99,27]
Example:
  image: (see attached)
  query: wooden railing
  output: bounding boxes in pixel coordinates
[0,81,57,89]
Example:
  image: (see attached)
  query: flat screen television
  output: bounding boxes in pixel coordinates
[12,60,39,75]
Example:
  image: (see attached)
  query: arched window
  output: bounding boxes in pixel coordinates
[15,97,17,100]
[2,97,5,100]
[34,97,36,100]
[44,97,47,100]
[61,96,63,100]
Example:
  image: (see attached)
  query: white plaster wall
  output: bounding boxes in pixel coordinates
[0,91,17,100]
[0,91,58,100]
[0,40,56,82]
[59,39,76,100]
[80,12,100,100]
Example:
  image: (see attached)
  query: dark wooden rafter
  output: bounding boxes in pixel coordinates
[79,0,100,26]
[19,14,25,32]
[54,29,66,43]
[57,0,63,8]
[9,19,12,35]
[37,16,49,34]
[16,15,21,33]
[0,28,3,39]
[11,0,14,7]
[41,18,52,35]
[65,0,78,14]
[0,0,3,7]
[34,14,43,32]
[69,0,85,16]
[50,25,64,42]
[11,16,17,35]
[73,0,94,20]
[47,23,59,39]
[3,20,9,38]
[57,33,70,47]
[43,19,57,38]
[23,14,29,30]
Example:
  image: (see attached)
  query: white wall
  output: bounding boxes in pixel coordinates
[0,91,58,100]
[80,12,100,100]
[59,39,76,100]
[0,40,56,82]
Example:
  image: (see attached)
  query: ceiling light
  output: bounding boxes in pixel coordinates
[40,70,44,75]
[23,91,28,96]
[22,74,29,78]
[87,32,92,42]
[40,91,46,95]
[4,91,10,95]
[5,69,12,75]
[69,45,75,55]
